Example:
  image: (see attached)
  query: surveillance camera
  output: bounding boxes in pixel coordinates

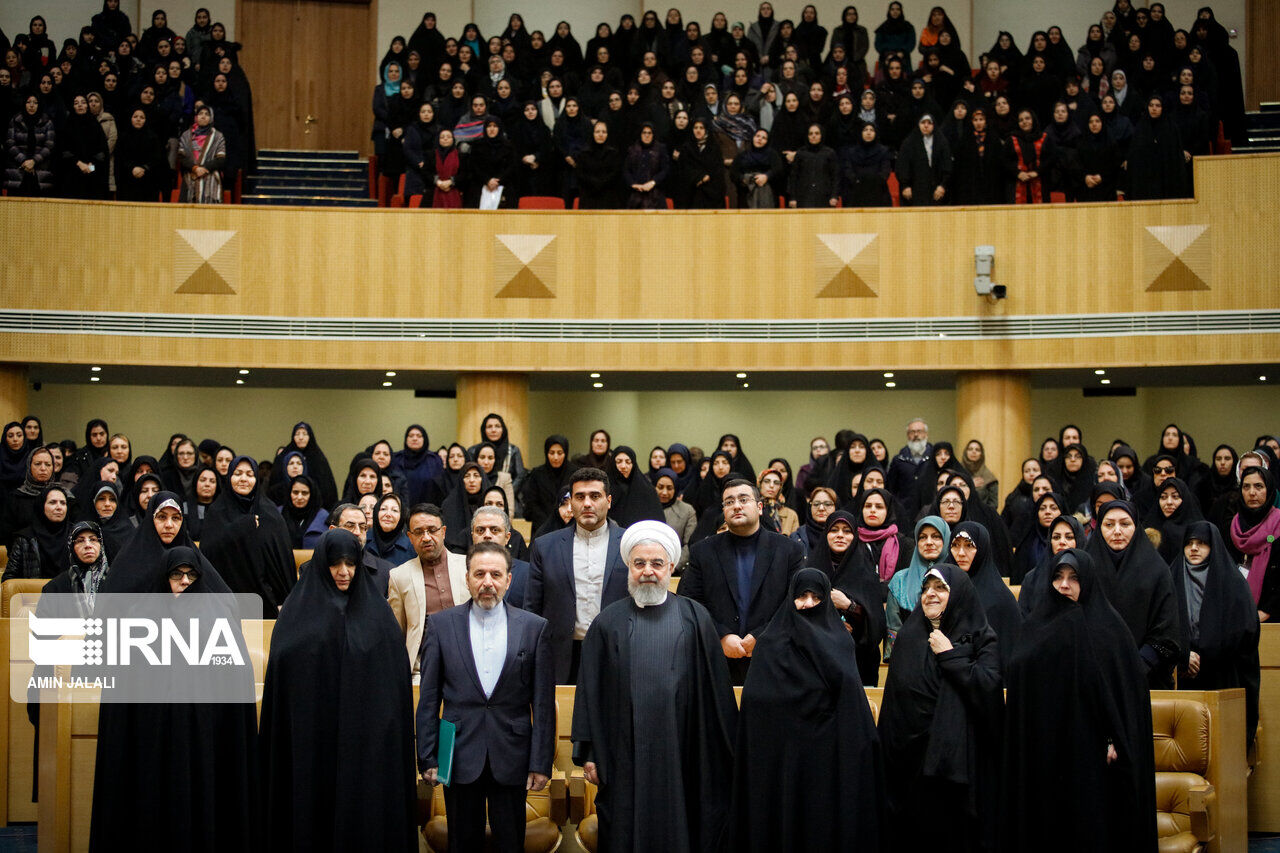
[991,285,1007,299]
[973,245,1001,298]
[31,381,41,392]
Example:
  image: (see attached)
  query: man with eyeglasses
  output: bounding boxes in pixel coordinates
[888,417,934,517]
[679,478,804,684]
[297,502,394,596]
[572,520,736,852]
[527,468,629,684]
[388,502,468,683]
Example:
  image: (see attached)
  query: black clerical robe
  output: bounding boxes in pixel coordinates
[571,594,737,853]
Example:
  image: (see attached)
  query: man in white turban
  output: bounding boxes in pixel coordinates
[571,521,738,853]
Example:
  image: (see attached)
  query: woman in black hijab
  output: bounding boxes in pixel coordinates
[1003,548,1157,853]
[464,117,516,206]
[607,446,665,526]
[260,529,417,852]
[183,465,221,541]
[1018,513,1086,616]
[878,562,1002,853]
[269,422,337,510]
[732,567,883,851]
[1011,491,1066,585]
[393,424,441,506]
[59,92,109,198]
[199,455,296,617]
[1111,444,1155,516]
[805,511,889,685]
[573,117,622,208]
[519,434,576,533]
[1085,500,1182,687]
[716,433,755,480]
[340,457,382,506]
[948,521,1021,672]
[99,489,194,593]
[279,473,326,550]
[2,484,72,580]
[88,480,133,561]
[1173,520,1260,748]
[1125,94,1187,199]
[124,471,165,527]
[1145,476,1203,562]
[1198,443,1237,517]
[441,461,489,553]
[366,492,414,566]
[114,105,163,200]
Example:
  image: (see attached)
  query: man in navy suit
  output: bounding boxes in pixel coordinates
[526,467,629,683]
[417,541,555,853]
[679,477,804,684]
[470,505,530,608]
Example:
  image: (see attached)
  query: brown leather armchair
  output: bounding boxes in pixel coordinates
[1151,697,1217,853]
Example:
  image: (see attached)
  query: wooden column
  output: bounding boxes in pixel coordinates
[0,364,28,426]
[455,373,529,459]
[955,371,1031,501]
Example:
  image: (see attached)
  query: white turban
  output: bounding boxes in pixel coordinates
[619,520,681,567]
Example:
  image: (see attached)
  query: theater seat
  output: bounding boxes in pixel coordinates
[518,196,566,210]
[389,174,407,208]
[1151,698,1216,853]
[422,770,564,853]
[293,549,312,578]
[576,781,600,852]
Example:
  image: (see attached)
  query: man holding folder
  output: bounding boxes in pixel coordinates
[417,541,555,852]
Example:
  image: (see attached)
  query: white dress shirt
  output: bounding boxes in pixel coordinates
[469,601,508,698]
[572,522,609,639]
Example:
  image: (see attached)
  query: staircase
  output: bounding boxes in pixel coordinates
[1235,103,1280,154]
[241,149,377,207]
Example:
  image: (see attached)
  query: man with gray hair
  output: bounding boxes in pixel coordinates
[471,505,530,609]
[888,417,934,516]
[571,520,737,853]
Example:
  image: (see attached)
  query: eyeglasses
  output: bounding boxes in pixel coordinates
[1153,466,1175,474]
[168,569,200,582]
[939,498,964,508]
[72,535,101,546]
[722,496,758,508]
[630,559,668,570]
[409,525,444,537]
[339,521,370,533]
[810,500,835,509]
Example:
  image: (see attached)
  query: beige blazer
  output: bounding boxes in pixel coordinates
[387,551,469,682]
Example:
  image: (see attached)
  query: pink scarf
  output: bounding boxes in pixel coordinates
[1231,506,1280,604]
[859,522,900,581]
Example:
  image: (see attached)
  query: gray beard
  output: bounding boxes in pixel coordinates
[628,578,668,607]
[908,438,927,458]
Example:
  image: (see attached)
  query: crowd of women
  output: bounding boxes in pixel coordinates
[0,409,1268,850]
[2,5,253,201]
[370,2,1243,208]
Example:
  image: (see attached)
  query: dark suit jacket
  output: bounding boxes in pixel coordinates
[416,601,554,787]
[506,558,530,609]
[678,527,804,639]
[526,520,629,682]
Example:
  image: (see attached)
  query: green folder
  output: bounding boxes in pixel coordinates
[436,719,456,787]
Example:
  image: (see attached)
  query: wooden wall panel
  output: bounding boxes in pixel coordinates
[1250,623,1280,831]
[1246,0,1280,109]
[955,372,1031,512]
[0,155,1277,372]
[456,373,529,462]
[0,366,27,427]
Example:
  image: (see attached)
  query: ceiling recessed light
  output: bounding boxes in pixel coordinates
[90,376,100,382]
[742,382,749,388]
[1100,379,1111,385]
[382,381,393,387]
[235,379,244,385]
[736,372,747,379]
[90,365,101,372]
[238,369,250,375]
[592,382,604,389]
[589,372,600,379]
[1094,369,1106,375]
[1261,375,1268,382]
[385,371,397,377]
[883,371,894,378]
[885,381,897,388]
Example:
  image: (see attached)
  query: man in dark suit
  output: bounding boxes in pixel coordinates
[417,541,555,853]
[679,477,804,684]
[325,502,393,596]
[526,467,629,683]
[470,505,530,608]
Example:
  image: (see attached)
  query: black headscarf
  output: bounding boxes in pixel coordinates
[574,429,612,470]
[1145,476,1203,562]
[1011,490,1066,585]
[280,473,322,549]
[198,455,297,617]
[124,472,165,526]
[804,510,888,685]
[665,443,695,492]
[520,434,577,533]
[25,484,74,578]
[1170,520,1260,746]
[950,521,1021,672]
[99,490,196,593]
[269,421,338,510]
[340,456,382,505]
[1084,499,1183,686]
[441,461,490,553]
[366,492,410,562]
[393,424,442,506]
[607,446,665,527]
[89,480,134,561]
[0,421,28,488]
[732,567,883,850]
[878,562,1003,851]
[691,450,735,518]
[716,433,755,480]
[259,528,417,850]
[1017,513,1087,617]
[1004,548,1157,852]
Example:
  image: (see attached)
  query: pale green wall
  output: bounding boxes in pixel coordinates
[24,383,1280,485]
